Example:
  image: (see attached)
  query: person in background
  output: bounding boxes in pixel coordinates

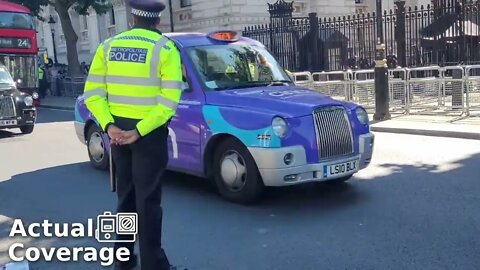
[38,65,47,99]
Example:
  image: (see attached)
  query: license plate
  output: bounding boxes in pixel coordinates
[323,159,359,178]
[0,120,17,126]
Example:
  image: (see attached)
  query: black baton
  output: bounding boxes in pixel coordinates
[109,145,116,192]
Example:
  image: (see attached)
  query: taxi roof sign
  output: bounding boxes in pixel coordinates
[207,31,239,42]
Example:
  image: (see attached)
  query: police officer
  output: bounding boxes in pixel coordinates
[38,65,46,99]
[83,1,185,269]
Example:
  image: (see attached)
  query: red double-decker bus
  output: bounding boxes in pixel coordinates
[0,1,39,105]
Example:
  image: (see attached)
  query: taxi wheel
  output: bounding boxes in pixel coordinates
[87,125,108,170]
[213,137,264,204]
[20,125,34,134]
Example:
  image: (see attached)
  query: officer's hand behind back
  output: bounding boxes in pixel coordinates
[119,130,140,145]
[107,125,123,145]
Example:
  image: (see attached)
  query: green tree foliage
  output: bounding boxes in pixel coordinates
[9,0,113,76]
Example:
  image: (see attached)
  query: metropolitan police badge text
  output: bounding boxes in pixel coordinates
[109,47,148,63]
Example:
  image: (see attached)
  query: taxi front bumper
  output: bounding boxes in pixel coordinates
[248,133,374,186]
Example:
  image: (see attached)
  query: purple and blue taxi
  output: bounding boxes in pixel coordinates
[74,31,374,204]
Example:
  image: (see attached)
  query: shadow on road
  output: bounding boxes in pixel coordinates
[0,130,18,139]
[0,152,479,269]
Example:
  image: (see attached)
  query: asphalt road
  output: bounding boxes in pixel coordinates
[1,108,479,270]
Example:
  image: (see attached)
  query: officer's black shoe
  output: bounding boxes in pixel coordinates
[114,254,138,270]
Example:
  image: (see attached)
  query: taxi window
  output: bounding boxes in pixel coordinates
[187,44,291,91]
[0,66,14,85]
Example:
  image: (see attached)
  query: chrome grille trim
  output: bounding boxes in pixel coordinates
[313,106,354,160]
[0,96,15,118]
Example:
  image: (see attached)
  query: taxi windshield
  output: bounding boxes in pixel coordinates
[0,66,14,85]
[186,44,292,91]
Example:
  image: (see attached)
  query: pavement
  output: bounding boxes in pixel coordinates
[4,64,478,268]
[1,108,479,270]
[38,96,480,140]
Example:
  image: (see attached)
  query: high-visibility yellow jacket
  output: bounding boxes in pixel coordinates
[83,27,183,137]
[38,67,44,80]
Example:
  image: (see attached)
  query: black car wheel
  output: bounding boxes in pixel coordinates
[213,137,264,204]
[20,125,34,134]
[87,124,108,170]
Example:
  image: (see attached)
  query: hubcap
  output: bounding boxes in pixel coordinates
[220,151,247,191]
[88,131,105,163]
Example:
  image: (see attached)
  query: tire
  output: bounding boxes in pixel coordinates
[212,137,264,204]
[86,124,109,170]
[325,174,353,185]
[20,125,34,134]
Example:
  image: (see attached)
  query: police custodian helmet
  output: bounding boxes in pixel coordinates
[128,0,166,18]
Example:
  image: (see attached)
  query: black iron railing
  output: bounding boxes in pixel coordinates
[243,0,480,72]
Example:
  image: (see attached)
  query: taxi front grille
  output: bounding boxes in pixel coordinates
[0,96,15,118]
[313,106,354,160]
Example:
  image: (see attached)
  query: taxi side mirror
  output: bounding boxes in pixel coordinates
[182,81,191,92]
[181,65,193,93]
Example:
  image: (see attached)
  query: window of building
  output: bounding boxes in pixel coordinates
[108,8,115,25]
[293,2,306,14]
[181,0,192,8]
[80,15,88,41]
[107,8,116,37]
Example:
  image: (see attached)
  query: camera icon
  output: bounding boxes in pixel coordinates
[95,211,137,243]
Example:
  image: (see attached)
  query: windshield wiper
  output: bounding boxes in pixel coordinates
[216,80,292,91]
[267,80,292,86]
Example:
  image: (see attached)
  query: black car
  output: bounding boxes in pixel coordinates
[0,64,36,134]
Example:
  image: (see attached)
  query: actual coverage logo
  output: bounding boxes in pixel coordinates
[8,212,137,266]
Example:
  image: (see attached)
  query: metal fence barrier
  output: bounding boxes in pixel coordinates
[353,69,375,108]
[292,72,313,89]
[405,66,442,114]
[388,68,408,112]
[465,65,480,115]
[292,66,479,116]
[441,66,466,114]
[311,71,353,102]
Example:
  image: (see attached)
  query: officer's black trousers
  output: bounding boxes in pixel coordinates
[111,116,171,270]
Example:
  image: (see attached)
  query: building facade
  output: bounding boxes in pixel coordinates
[36,0,432,66]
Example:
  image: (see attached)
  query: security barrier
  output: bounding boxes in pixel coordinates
[292,65,479,116]
[311,71,353,101]
[352,69,375,108]
[465,65,480,115]
[388,68,408,112]
[405,66,442,114]
[292,72,313,89]
[441,66,466,114]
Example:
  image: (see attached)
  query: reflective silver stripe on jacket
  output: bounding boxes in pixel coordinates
[84,88,107,99]
[87,74,181,88]
[161,80,183,89]
[150,36,169,79]
[108,94,178,110]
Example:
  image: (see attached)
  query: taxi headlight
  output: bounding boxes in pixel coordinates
[24,96,33,106]
[355,107,369,125]
[32,92,39,99]
[272,116,288,138]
